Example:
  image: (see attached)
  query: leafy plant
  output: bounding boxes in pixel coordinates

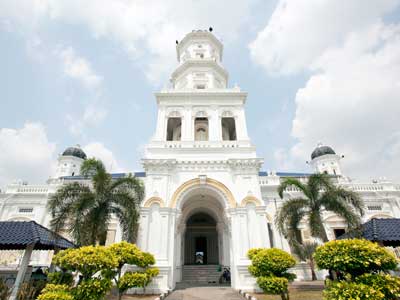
[44,242,159,300]
[314,239,398,277]
[0,278,11,300]
[17,280,47,300]
[323,281,384,300]
[315,239,400,300]
[107,242,159,300]
[248,248,296,300]
[37,284,73,300]
[53,246,118,280]
[73,278,112,300]
[47,271,73,286]
[292,241,319,280]
[276,173,364,243]
[356,273,400,300]
[48,158,144,246]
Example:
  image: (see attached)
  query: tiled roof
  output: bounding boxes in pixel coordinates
[338,218,400,242]
[0,221,75,250]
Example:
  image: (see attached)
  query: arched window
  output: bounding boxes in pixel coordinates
[166,118,181,141]
[221,117,236,141]
[194,117,208,141]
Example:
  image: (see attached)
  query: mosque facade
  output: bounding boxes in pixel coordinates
[1,30,400,292]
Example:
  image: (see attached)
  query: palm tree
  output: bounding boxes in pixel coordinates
[292,241,319,280]
[275,174,364,243]
[48,158,144,246]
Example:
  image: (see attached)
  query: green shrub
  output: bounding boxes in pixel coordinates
[17,280,47,300]
[323,281,384,300]
[37,284,73,300]
[47,271,74,286]
[107,242,159,300]
[73,278,112,300]
[247,248,296,300]
[257,276,288,295]
[248,248,296,277]
[0,279,11,300]
[37,291,73,300]
[247,248,263,260]
[53,246,118,279]
[108,241,144,267]
[356,273,400,300]
[118,272,148,292]
[314,239,398,276]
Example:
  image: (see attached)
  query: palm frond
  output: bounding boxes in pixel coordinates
[275,198,309,238]
[277,178,310,199]
[308,210,328,241]
[333,187,365,216]
[292,241,319,261]
[307,173,335,202]
[320,195,362,229]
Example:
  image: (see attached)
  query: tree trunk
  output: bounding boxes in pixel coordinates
[309,258,317,281]
[280,291,290,300]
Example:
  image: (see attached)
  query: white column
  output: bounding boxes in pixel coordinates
[167,210,177,288]
[257,209,271,248]
[138,208,150,251]
[9,243,35,300]
[182,106,192,141]
[155,106,166,141]
[209,107,219,141]
[236,109,249,141]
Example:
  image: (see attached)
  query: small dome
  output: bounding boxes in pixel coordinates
[311,144,336,160]
[62,145,87,160]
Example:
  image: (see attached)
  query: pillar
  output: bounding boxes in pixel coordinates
[9,243,35,300]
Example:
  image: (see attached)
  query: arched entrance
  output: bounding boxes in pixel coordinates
[172,178,232,284]
[184,212,219,265]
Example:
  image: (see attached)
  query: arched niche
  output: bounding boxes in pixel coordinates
[143,197,165,208]
[240,195,262,207]
[169,177,236,209]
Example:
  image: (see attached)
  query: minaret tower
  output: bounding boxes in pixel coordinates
[139,29,268,292]
[310,143,343,176]
[145,29,256,155]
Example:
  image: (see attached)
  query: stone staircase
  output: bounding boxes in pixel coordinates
[180,265,222,285]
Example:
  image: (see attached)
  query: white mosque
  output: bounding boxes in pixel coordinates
[1,30,400,292]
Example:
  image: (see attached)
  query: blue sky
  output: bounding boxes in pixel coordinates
[1,0,400,188]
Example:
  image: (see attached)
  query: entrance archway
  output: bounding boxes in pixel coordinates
[184,212,219,265]
[173,178,232,285]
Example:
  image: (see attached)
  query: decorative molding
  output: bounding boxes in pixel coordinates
[240,196,262,207]
[143,197,166,208]
[169,177,236,209]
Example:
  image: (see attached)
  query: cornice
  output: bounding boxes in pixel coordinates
[155,89,247,104]
[171,59,228,80]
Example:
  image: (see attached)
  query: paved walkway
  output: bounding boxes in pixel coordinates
[165,287,243,300]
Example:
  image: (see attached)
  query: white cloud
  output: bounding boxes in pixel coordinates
[66,104,108,137]
[0,0,255,84]
[57,46,102,89]
[249,0,399,75]
[83,142,125,173]
[0,123,56,188]
[251,0,400,180]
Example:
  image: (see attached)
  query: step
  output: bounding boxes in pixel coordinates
[180,265,223,284]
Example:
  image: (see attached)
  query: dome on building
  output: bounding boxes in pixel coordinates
[62,145,87,160]
[311,144,336,160]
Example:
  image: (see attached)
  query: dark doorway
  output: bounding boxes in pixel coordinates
[195,237,207,264]
[184,212,219,265]
[334,228,346,239]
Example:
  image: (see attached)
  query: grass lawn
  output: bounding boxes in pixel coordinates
[251,290,323,300]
